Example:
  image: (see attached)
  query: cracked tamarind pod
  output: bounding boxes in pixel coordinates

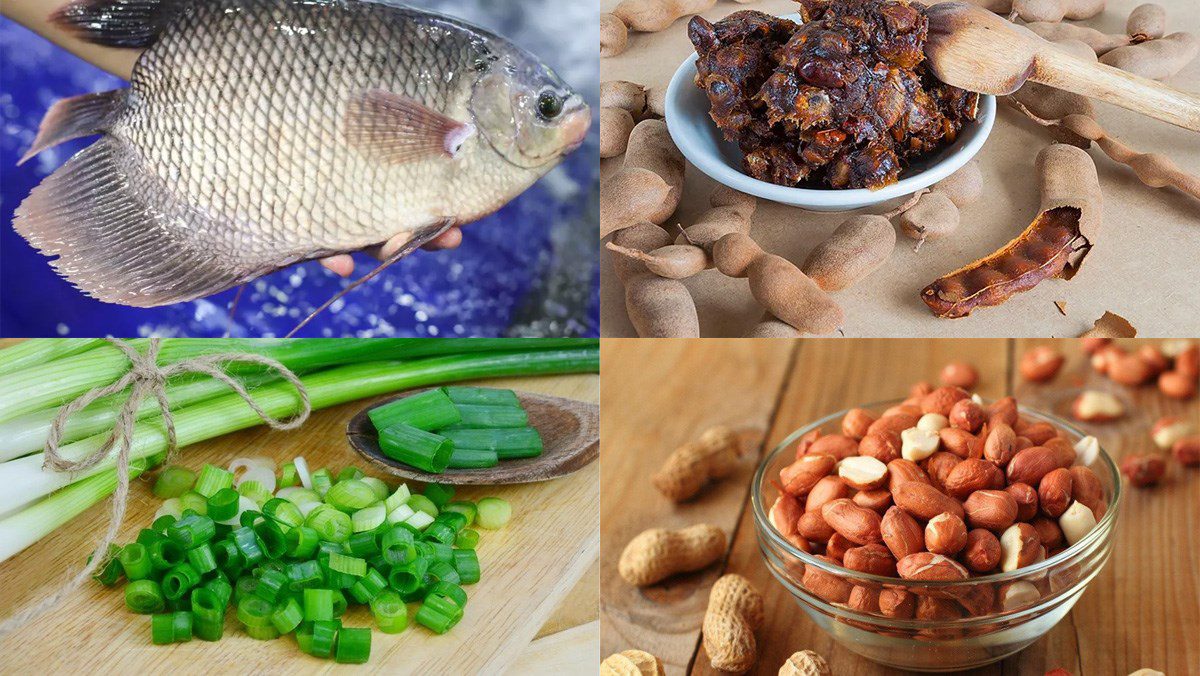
[1126,3,1166,43]
[921,144,1101,318]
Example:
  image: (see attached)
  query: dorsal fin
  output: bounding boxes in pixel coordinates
[52,0,188,49]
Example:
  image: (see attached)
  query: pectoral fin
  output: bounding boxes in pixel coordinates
[344,90,475,165]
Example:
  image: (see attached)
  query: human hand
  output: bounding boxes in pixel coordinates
[318,226,464,277]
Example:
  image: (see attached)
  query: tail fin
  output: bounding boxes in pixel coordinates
[19,90,128,165]
[51,0,186,48]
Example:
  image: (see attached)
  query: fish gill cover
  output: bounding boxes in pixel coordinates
[0,0,599,338]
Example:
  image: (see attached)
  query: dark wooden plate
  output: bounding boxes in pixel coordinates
[346,388,599,485]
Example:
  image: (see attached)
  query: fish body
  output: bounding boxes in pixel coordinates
[15,0,589,306]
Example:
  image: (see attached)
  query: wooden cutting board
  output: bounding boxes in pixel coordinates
[0,371,598,674]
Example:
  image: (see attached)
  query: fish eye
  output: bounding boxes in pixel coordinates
[537,90,564,120]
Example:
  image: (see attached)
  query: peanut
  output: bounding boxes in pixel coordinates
[618,524,726,586]
[601,650,666,676]
[1059,500,1098,544]
[1119,454,1166,487]
[652,426,743,501]
[1019,345,1065,382]
[1172,436,1200,467]
[779,650,831,676]
[703,574,764,673]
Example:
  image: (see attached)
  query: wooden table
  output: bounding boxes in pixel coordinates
[600,339,1199,674]
[0,365,599,674]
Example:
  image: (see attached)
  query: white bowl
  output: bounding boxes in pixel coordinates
[664,13,996,212]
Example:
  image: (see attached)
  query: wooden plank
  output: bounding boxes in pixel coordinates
[1007,339,1200,676]
[600,338,796,674]
[507,620,599,675]
[688,339,1012,675]
[0,371,598,675]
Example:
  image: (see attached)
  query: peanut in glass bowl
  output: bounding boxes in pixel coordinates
[750,400,1122,673]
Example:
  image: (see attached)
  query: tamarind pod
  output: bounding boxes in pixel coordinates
[605,242,709,279]
[1025,22,1130,55]
[712,233,761,278]
[1058,114,1200,200]
[600,108,636,159]
[748,256,844,335]
[1007,84,1095,147]
[612,223,699,337]
[1126,3,1166,43]
[933,159,984,207]
[676,186,757,250]
[613,0,717,33]
[600,81,648,115]
[745,315,802,338]
[899,192,960,241]
[803,215,896,290]
[601,13,629,58]
[1099,32,1199,80]
[964,0,1013,12]
[1079,311,1137,338]
[600,168,672,239]
[624,119,685,223]
[1012,0,1105,23]
[646,87,667,117]
[922,145,1101,318]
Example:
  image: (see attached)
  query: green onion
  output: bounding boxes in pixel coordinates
[149,539,186,570]
[423,484,455,508]
[428,560,461,586]
[414,593,462,634]
[369,389,463,432]
[327,552,367,577]
[446,404,528,429]
[125,579,165,613]
[191,587,225,641]
[285,525,319,558]
[235,575,259,602]
[92,544,125,586]
[443,386,520,407]
[407,494,439,518]
[151,611,193,644]
[370,591,408,634]
[442,501,477,525]
[231,526,265,565]
[360,477,389,501]
[204,577,233,609]
[377,424,452,473]
[153,466,196,499]
[206,488,240,521]
[306,505,352,543]
[254,569,289,603]
[385,504,415,525]
[446,448,499,469]
[331,589,348,617]
[346,531,380,558]
[325,480,377,512]
[194,463,233,498]
[237,595,273,627]
[455,529,480,550]
[476,497,511,530]
[387,556,428,594]
[151,514,177,532]
[309,619,339,657]
[286,560,324,591]
[335,626,371,664]
[380,526,417,565]
[310,468,333,497]
[253,519,287,559]
[262,498,303,530]
[118,542,153,581]
[186,543,217,575]
[352,504,386,533]
[0,338,102,378]
[245,624,280,640]
[427,580,468,608]
[161,563,201,601]
[404,511,435,531]
[383,484,411,514]
[422,521,456,546]
[348,568,388,604]
[418,541,453,563]
[279,462,298,488]
[453,549,481,584]
[168,513,216,548]
[303,589,334,622]
[237,480,272,506]
[178,491,208,516]
[271,597,304,634]
[440,428,543,458]
[337,466,364,482]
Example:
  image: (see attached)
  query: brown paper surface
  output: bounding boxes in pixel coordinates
[601,0,1200,337]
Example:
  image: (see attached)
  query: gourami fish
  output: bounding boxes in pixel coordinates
[15,0,590,307]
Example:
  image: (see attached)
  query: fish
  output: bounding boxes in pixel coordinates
[14,0,590,307]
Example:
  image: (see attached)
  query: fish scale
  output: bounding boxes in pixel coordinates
[15,0,588,308]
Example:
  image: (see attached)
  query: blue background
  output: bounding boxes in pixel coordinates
[0,0,599,338]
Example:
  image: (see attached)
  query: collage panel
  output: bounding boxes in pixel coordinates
[600,338,1200,674]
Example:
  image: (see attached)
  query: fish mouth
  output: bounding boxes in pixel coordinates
[560,105,591,154]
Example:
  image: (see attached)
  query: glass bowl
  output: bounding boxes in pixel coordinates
[751,400,1121,672]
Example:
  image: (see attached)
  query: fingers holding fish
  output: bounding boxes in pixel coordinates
[318,228,465,278]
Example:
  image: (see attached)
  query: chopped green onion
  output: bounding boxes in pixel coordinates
[352,504,386,533]
[423,484,455,508]
[125,579,165,613]
[279,462,298,488]
[285,525,319,558]
[151,514,177,533]
[254,569,289,603]
[447,448,499,469]
[231,526,265,565]
[348,568,388,604]
[434,511,468,533]
[206,488,240,521]
[447,404,528,429]
[327,552,368,578]
[246,624,280,640]
[204,577,233,609]
[149,539,186,570]
[369,388,462,432]
[360,477,389,501]
[346,531,380,558]
[178,491,208,516]
[455,529,480,550]
[443,386,520,407]
[211,539,242,575]
[194,463,234,498]
[386,504,415,525]
[311,468,333,497]
[303,589,334,622]
[378,424,452,474]
[237,595,273,627]
[278,487,320,507]
[427,580,467,608]
[309,619,339,657]
[405,511,435,531]
[186,543,217,575]
[419,541,454,563]
[161,563,201,601]
[335,626,371,664]
[370,591,408,634]
[306,505,352,543]
[453,549,481,584]
[422,521,456,546]
[476,497,511,530]
[151,611,193,644]
[331,589,348,617]
[235,575,259,602]
[415,593,462,634]
[338,466,365,482]
[260,498,301,530]
[406,494,439,518]
[387,556,428,594]
[428,560,461,586]
[153,466,196,499]
[237,480,272,506]
[168,513,216,548]
[92,544,125,586]
[253,519,287,559]
[440,428,542,458]
[271,597,304,634]
[239,510,263,528]
[442,501,477,525]
[380,526,417,565]
[286,560,324,591]
[118,542,153,581]
[383,484,412,514]
[191,587,225,641]
[325,480,377,512]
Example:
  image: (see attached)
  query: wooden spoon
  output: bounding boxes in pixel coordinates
[925,2,1200,132]
[346,389,598,485]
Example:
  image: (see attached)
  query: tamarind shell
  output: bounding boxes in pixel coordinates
[623,119,685,223]
[1099,32,1200,81]
[749,255,843,335]
[600,168,672,239]
[713,233,761,278]
[803,215,896,290]
[899,193,960,241]
[600,80,648,115]
[600,107,635,159]
[626,276,700,337]
[934,159,983,207]
[600,13,628,58]
[745,315,802,338]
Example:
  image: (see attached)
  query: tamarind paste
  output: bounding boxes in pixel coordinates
[689,0,979,190]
